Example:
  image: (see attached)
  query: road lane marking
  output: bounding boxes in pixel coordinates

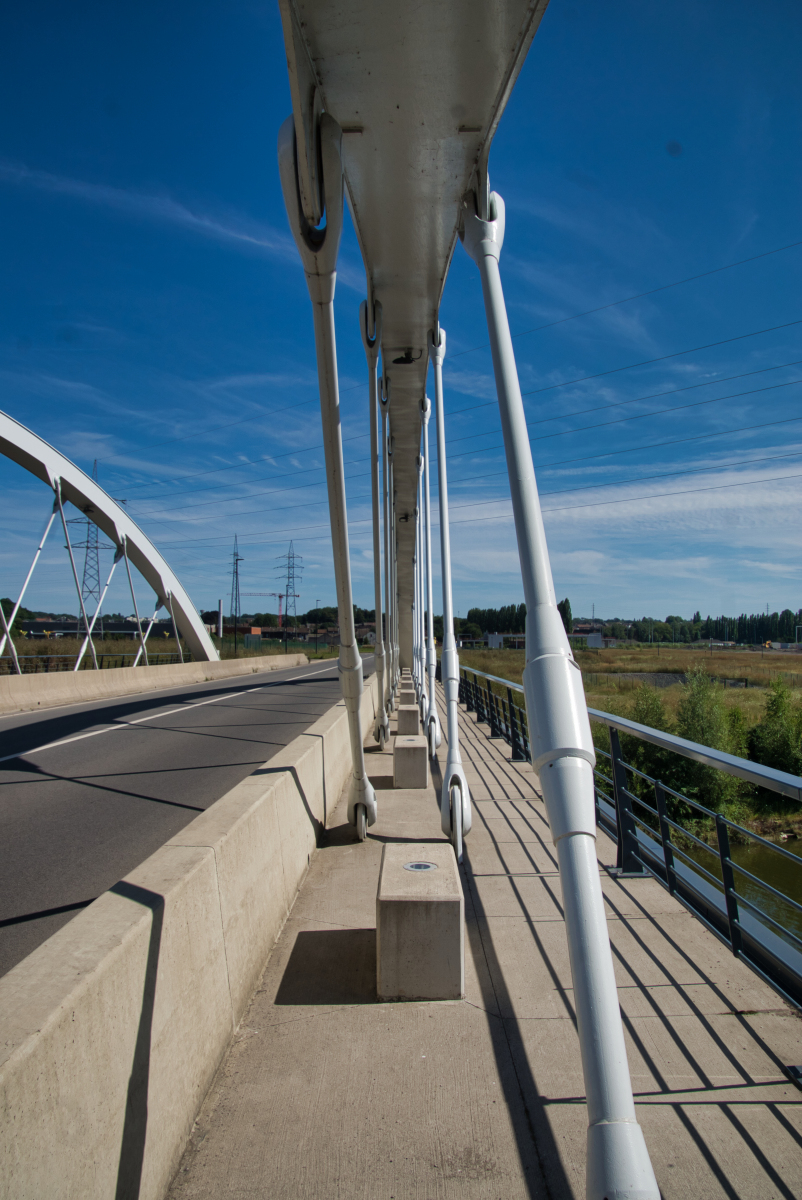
[0,661,342,766]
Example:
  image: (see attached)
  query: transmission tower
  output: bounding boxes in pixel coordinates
[69,460,104,637]
[275,541,303,630]
[230,536,243,653]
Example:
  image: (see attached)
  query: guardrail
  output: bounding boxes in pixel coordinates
[0,652,183,675]
[458,664,802,1009]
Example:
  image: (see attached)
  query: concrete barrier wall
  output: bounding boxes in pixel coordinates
[0,653,309,716]
[0,675,378,1200]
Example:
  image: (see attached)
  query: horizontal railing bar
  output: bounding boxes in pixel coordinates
[727,863,802,917]
[662,819,720,857]
[461,665,525,693]
[667,846,724,889]
[587,707,802,801]
[625,765,658,785]
[732,897,802,952]
[621,788,659,817]
[720,821,802,865]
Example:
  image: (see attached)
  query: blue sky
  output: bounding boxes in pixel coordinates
[1,1,800,624]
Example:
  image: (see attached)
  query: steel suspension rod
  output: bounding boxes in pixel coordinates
[421,398,442,753]
[361,300,389,746]
[279,112,376,832]
[461,189,658,1200]
[428,327,472,850]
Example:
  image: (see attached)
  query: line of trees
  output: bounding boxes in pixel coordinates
[626,609,802,644]
[460,600,801,645]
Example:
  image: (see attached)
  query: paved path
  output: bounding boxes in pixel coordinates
[169,683,801,1199]
[0,656,369,976]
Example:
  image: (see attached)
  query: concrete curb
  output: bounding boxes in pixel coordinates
[0,674,378,1200]
[0,654,309,716]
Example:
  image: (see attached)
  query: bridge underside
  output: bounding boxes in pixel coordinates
[278,0,548,662]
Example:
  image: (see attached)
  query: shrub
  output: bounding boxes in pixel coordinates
[673,667,743,814]
[748,679,802,810]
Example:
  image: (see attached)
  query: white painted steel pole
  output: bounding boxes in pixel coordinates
[278,113,376,832]
[380,390,393,713]
[421,398,442,753]
[0,602,21,674]
[132,605,160,668]
[461,191,658,1200]
[217,599,223,641]
[167,594,184,663]
[74,548,123,671]
[360,300,389,746]
[0,502,58,660]
[56,482,99,670]
[416,458,427,711]
[123,540,149,667]
[389,448,399,691]
[428,328,472,848]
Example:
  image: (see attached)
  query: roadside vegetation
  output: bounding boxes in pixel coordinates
[457,645,802,839]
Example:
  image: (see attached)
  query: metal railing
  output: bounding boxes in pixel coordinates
[458,667,531,762]
[458,663,802,1009]
[0,652,183,675]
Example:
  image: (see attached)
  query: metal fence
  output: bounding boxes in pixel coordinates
[0,652,183,675]
[458,663,802,1010]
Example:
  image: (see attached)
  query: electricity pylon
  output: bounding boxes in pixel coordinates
[275,541,303,632]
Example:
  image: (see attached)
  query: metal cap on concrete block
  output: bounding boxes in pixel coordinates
[377,842,464,1000]
[393,734,428,789]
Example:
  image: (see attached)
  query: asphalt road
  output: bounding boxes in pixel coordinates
[0,656,371,977]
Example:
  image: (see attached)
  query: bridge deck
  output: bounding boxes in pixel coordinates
[168,685,801,1199]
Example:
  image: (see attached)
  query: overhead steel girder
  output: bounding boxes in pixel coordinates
[0,410,219,663]
[277,0,549,666]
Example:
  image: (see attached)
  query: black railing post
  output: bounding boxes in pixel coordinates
[716,816,742,957]
[508,688,525,760]
[474,673,485,723]
[609,727,645,875]
[654,781,676,895]
[463,669,474,712]
[487,681,501,737]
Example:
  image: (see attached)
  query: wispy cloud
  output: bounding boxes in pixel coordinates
[0,159,296,259]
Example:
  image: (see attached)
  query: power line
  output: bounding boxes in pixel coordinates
[115,319,802,498]
[150,437,802,551]
[444,449,802,513]
[448,237,802,360]
[445,375,802,455]
[96,396,320,463]
[518,318,802,399]
[132,456,367,517]
[444,356,802,428]
[120,431,369,495]
[134,412,802,549]
[441,471,802,522]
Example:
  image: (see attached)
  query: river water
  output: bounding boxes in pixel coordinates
[685,836,802,941]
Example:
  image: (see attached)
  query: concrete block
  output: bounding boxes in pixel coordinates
[377,842,464,1000]
[393,734,429,789]
[396,703,420,735]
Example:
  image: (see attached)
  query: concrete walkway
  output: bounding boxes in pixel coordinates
[168,685,801,1199]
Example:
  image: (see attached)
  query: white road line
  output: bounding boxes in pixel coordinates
[0,661,340,767]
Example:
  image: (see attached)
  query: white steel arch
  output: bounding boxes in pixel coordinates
[0,410,219,664]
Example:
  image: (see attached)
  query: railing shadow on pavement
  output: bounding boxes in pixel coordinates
[458,665,802,1014]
